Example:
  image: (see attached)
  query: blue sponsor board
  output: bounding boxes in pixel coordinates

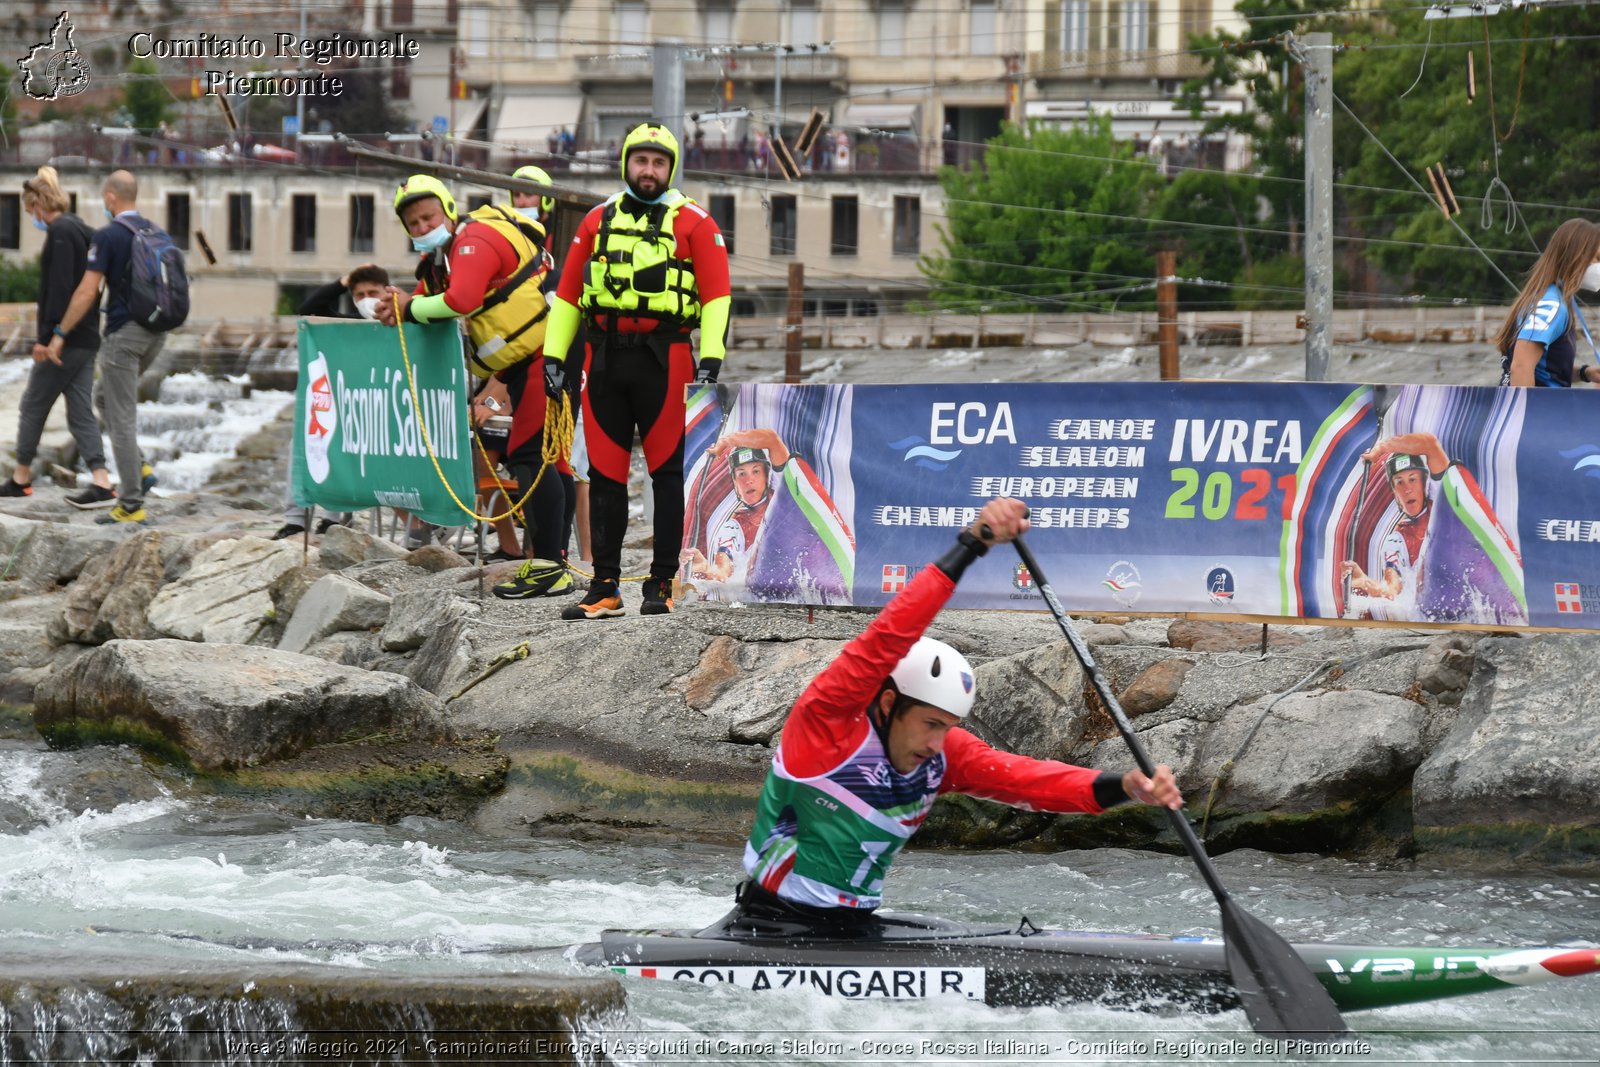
[684,380,1600,629]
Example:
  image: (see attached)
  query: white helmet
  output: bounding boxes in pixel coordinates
[889,637,975,719]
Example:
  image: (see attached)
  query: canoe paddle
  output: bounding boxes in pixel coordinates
[1007,530,1350,1038]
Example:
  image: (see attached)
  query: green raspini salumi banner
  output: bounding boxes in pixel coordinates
[292,319,474,527]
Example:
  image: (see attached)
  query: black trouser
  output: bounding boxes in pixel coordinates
[503,360,575,562]
[732,880,881,933]
[580,334,694,584]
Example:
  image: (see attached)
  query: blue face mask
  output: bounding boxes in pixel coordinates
[103,205,115,221]
[33,216,48,232]
[411,222,451,253]
[515,206,541,225]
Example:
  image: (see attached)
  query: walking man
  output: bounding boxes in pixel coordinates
[46,170,164,524]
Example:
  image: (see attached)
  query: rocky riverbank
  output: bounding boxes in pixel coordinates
[3,335,1599,872]
[2,432,1598,871]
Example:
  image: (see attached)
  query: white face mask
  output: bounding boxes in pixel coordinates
[1582,263,1600,293]
[411,222,451,253]
[354,296,381,320]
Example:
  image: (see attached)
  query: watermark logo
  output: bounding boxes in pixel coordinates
[18,11,92,101]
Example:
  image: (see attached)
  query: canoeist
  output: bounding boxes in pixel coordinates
[736,496,1183,928]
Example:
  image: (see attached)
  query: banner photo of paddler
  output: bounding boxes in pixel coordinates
[679,382,857,605]
[291,320,475,527]
[680,380,1600,630]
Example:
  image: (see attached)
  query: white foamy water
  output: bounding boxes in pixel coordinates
[2,747,1597,1065]
[134,373,293,493]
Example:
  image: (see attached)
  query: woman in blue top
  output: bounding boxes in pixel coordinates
[1497,218,1600,388]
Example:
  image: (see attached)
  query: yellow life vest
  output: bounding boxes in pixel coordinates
[581,191,701,328]
[421,203,551,378]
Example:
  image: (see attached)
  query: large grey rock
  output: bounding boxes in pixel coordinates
[0,593,66,671]
[969,639,1088,760]
[0,514,125,590]
[146,537,309,644]
[380,587,479,652]
[277,573,392,654]
[269,564,332,620]
[1190,690,1427,812]
[1415,633,1477,703]
[1415,635,1600,828]
[33,639,444,771]
[317,524,408,570]
[676,634,845,744]
[48,529,168,645]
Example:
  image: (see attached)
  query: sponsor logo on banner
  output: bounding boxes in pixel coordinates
[1012,563,1033,590]
[1555,582,1584,613]
[1559,444,1600,480]
[1206,565,1236,606]
[613,965,986,1000]
[888,435,963,471]
[881,564,908,593]
[1103,560,1142,608]
[304,352,335,484]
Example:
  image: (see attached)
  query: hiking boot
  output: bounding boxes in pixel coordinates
[67,484,116,509]
[271,522,306,540]
[0,477,32,497]
[640,577,675,616]
[140,462,158,494]
[405,522,438,550]
[314,516,350,535]
[560,580,624,620]
[492,558,573,599]
[95,504,147,525]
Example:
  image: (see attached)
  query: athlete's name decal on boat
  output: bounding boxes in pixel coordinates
[612,964,985,999]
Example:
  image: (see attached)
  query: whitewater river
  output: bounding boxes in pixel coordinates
[2,746,1596,1066]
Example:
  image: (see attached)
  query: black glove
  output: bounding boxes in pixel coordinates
[693,359,721,384]
[543,357,567,399]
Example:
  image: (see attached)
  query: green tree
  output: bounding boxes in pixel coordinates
[0,256,42,303]
[1152,169,1263,306]
[1333,6,1600,302]
[122,56,169,130]
[923,118,1159,312]
[1179,0,1356,270]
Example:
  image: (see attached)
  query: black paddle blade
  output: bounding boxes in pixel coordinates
[1221,901,1349,1038]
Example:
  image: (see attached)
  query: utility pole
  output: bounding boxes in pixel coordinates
[294,0,306,161]
[652,41,686,135]
[785,263,805,383]
[1300,31,1333,382]
[773,43,785,135]
[1156,250,1179,381]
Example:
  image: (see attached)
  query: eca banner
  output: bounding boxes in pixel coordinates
[678,380,1600,630]
[292,320,474,527]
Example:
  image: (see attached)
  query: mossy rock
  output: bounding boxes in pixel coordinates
[1415,821,1600,872]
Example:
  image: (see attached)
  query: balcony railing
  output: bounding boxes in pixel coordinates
[1027,49,1208,80]
[576,52,848,83]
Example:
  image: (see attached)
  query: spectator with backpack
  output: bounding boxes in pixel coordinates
[1,167,111,502]
[45,170,189,525]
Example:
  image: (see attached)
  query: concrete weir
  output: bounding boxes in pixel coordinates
[0,955,624,1065]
